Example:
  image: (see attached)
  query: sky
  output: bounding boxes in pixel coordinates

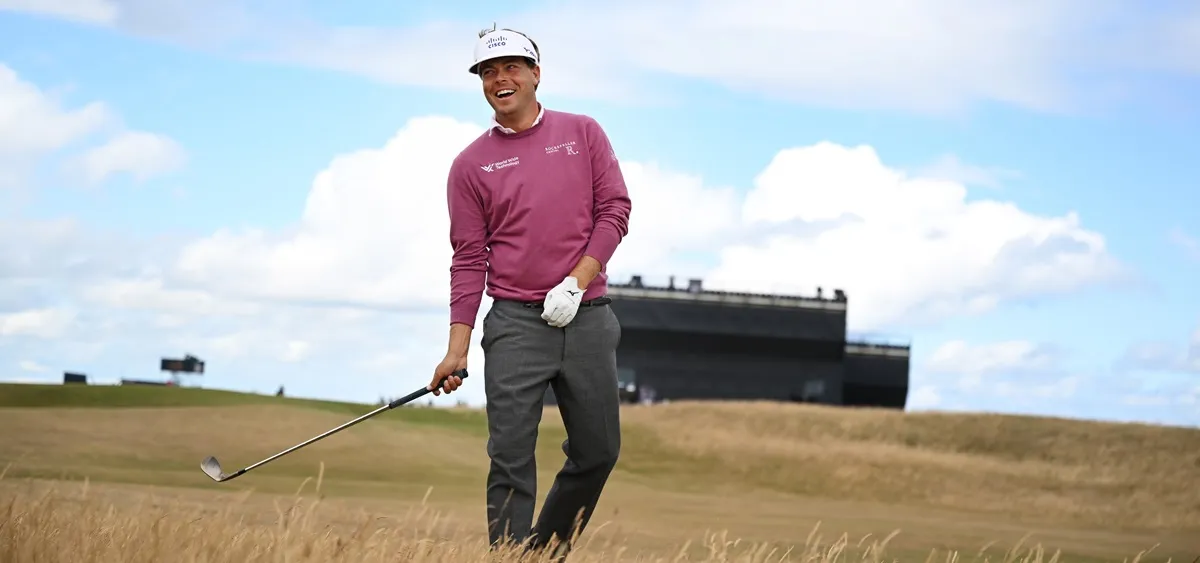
[0,0,1198,427]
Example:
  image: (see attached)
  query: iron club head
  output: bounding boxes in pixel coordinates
[200,456,227,482]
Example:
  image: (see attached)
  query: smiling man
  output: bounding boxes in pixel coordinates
[426,26,633,560]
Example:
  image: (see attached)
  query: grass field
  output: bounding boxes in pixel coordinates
[1,383,1198,562]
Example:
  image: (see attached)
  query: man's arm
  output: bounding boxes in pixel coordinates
[572,117,632,289]
[446,157,488,355]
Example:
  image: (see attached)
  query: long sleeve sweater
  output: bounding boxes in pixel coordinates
[445,108,632,327]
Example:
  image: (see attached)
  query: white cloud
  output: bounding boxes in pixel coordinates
[923,339,1063,392]
[0,64,186,191]
[1115,320,1200,375]
[171,116,481,309]
[0,63,111,188]
[169,116,742,311]
[913,333,1200,426]
[0,0,252,44]
[280,340,309,363]
[18,359,49,373]
[915,154,1022,189]
[5,1,1199,114]
[65,130,187,185]
[0,64,111,156]
[239,0,1200,113]
[168,117,1115,335]
[79,277,261,319]
[926,340,1060,377]
[908,338,1107,420]
[0,307,77,339]
[603,161,741,279]
[907,385,941,409]
[702,142,1121,330]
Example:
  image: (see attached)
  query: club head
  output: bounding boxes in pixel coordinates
[200,456,227,482]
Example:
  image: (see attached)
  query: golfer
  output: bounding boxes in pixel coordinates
[427,25,633,559]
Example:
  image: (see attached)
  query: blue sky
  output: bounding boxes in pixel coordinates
[1,0,1198,427]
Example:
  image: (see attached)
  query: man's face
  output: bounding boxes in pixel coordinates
[478,56,539,114]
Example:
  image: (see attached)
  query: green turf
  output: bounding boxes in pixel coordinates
[0,383,491,432]
[0,382,369,410]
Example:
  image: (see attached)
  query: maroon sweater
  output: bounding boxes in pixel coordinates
[445,108,632,327]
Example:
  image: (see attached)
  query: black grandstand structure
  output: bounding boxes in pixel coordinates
[545,274,910,409]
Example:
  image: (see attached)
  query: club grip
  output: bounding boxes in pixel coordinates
[439,368,469,384]
[386,369,469,409]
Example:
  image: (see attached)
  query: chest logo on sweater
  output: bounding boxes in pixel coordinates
[480,156,519,172]
[545,141,579,156]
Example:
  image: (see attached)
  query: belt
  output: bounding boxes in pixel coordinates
[519,296,613,309]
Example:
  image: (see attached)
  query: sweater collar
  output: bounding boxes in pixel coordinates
[489,103,544,136]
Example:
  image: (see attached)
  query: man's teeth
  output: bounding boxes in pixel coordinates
[497,90,514,98]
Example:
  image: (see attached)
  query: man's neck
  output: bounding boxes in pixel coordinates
[494,102,542,133]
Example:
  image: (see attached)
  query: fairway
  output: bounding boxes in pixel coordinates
[1,383,1197,562]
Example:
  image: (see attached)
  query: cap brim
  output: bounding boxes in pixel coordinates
[468,57,537,75]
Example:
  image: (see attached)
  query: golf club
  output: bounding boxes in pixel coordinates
[200,368,468,483]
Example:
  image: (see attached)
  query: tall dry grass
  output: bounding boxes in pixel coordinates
[621,402,1200,529]
[0,466,1144,563]
[3,399,1197,562]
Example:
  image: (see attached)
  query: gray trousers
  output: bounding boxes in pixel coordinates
[479,298,623,551]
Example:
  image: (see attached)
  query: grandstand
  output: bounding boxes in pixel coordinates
[545,275,910,409]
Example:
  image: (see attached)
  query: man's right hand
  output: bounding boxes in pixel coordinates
[429,352,467,396]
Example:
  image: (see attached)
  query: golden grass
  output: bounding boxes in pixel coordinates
[3,470,1170,563]
[620,402,1200,529]
[2,399,1198,562]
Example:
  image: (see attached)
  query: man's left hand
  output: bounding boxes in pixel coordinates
[542,276,584,327]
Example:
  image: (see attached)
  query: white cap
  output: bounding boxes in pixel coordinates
[469,27,539,75]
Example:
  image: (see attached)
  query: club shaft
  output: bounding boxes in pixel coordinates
[240,402,392,474]
[223,370,466,478]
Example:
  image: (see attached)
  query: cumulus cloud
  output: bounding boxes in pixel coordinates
[926,340,1062,377]
[0,63,186,192]
[0,64,111,188]
[18,360,49,373]
[64,130,187,185]
[0,65,111,156]
[0,307,77,339]
[4,1,1198,114]
[702,142,1122,329]
[912,335,1199,426]
[906,385,941,409]
[915,154,1022,190]
[923,339,1065,392]
[166,118,1121,334]
[170,116,480,310]
[910,338,1082,419]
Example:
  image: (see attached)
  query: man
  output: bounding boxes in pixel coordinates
[427,25,633,559]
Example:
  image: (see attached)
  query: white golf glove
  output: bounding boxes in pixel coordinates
[541,276,584,328]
